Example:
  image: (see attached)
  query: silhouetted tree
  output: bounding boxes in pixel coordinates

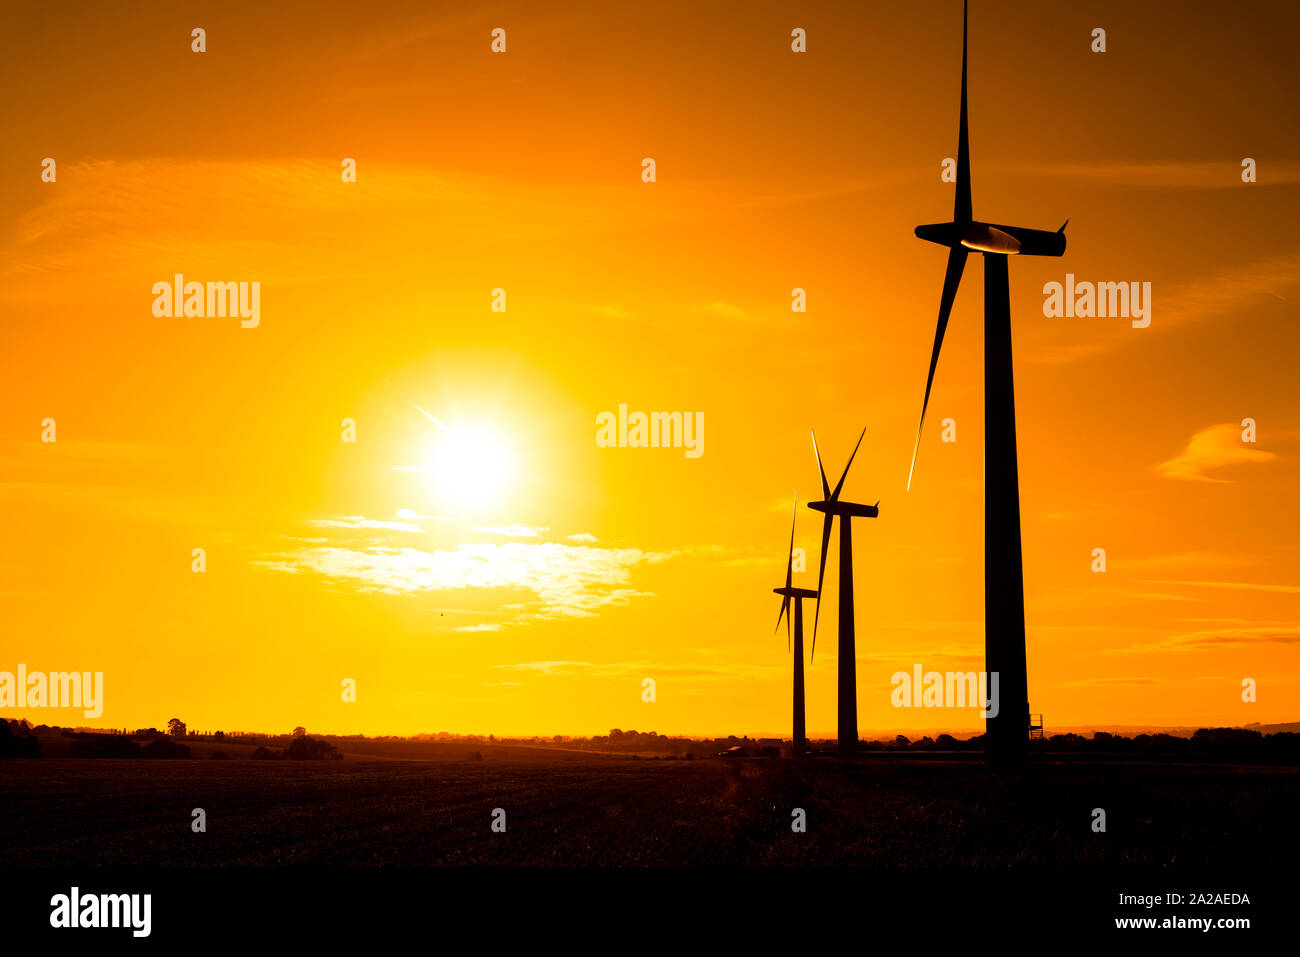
[0,719,42,757]
[144,738,190,758]
[70,735,141,758]
[286,736,341,760]
[167,718,187,738]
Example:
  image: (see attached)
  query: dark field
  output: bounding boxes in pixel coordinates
[3,749,1296,867]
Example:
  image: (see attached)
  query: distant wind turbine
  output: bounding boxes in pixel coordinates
[808,429,879,759]
[908,0,1067,767]
[774,496,818,758]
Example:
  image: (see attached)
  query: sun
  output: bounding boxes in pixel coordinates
[426,423,516,510]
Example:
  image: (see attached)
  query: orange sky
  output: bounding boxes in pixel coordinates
[2,0,1298,737]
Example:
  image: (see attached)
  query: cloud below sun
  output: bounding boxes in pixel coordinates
[257,516,671,628]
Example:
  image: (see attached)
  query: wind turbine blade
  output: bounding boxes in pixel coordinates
[831,428,866,501]
[784,495,797,589]
[810,430,830,500]
[908,244,968,490]
[811,513,832,659]
[775,594,790,640]
[954,0,972,224]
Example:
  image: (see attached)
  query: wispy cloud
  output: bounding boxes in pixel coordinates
[1156,423,1278,482]
[768,496,803,514]
[1062,676,1162,687]
[1025,252,1300,365]
[690,301,750,321]
[1158,252,1300,327]
[493,659,784,681]
[5,159,889,303]
[849,642,984,664]
[0,158,728,299]
[1025,342,1117,366]
[1116,625,1300,654]
[587,305,631,320]
[258,536,670,626]
[310,516,424,533]
[495,660,595,676]
[1140,579,1300,595]
[1008,159,1300,190]
[396,509,451,521]
[472,525,549,538]
[1121,550,1255,571]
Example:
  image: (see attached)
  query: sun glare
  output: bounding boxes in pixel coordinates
[427,424,516,510]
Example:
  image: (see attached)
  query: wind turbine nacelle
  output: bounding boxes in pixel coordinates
[971,222,1067,257]
[961,223,1022,254]
[808,500,879,519]
[915,220,1067,257]
[915,222,964,248]
[774,586,819,599]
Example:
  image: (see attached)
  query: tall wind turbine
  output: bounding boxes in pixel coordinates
[774,496,818,758]
[908,0,1067,767]
[808,429,879,759]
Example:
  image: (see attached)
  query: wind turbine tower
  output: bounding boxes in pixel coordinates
[808,429,879,759]
[908,0,1068,767]
[774,497,818,757]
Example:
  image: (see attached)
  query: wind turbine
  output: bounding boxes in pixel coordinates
[908,0,1067,767]
[808,429,879,759]
[773,496,818,758]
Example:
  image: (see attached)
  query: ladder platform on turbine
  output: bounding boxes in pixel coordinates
[1028,714,1045,741]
